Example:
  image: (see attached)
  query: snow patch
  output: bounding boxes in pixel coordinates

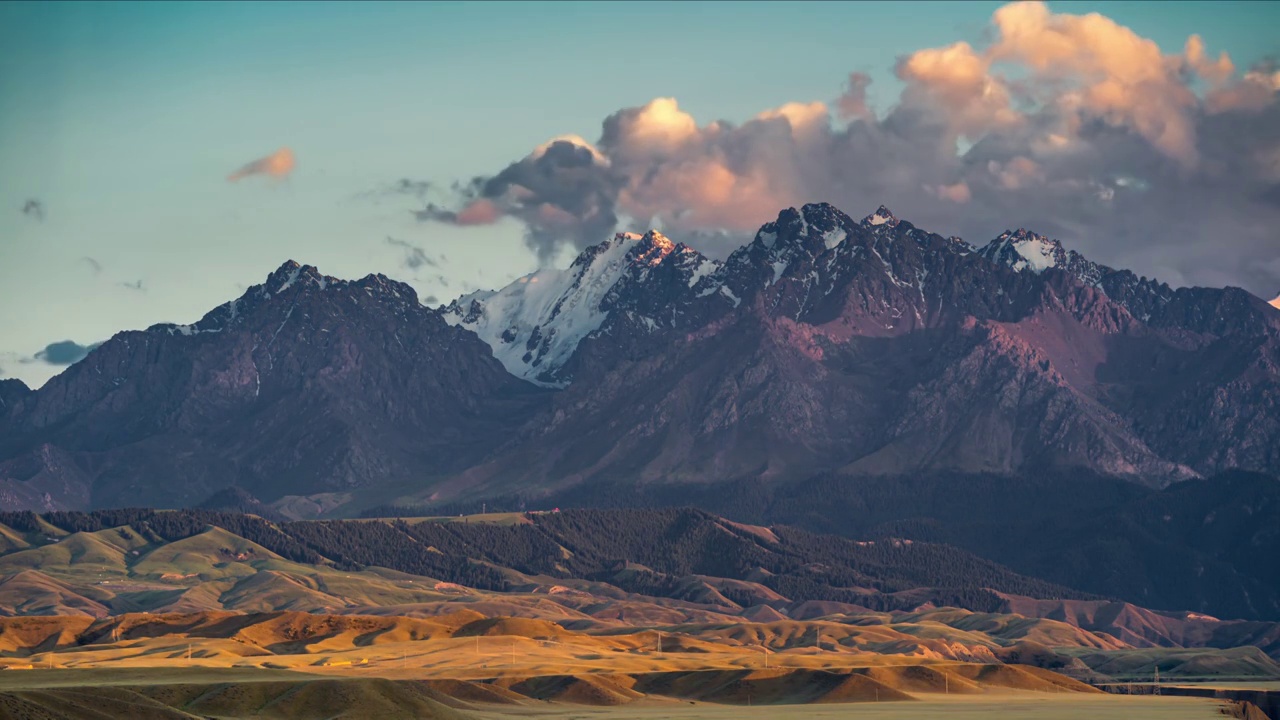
[1011,238,1060,272]
[166,323,222,337]
[770,260,788,285]
[441,236,636,385]
[267,306,295,348]
[822,228,847,250]
[686,257,716,288]
[276,265,302,294]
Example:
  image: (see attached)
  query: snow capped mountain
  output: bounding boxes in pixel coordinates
[6,202,1280,516]
[449,203,1151,389]
[442,230,718,386]
[978,228,1132,292]
[720,202,866,300]
[424,202,1279,494]
[979,228,1067,274]
[449,206,1269,393]
[1271,293,1280,310]
[974,228,1180,322]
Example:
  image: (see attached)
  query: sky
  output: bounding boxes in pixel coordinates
[2,1,1279,388]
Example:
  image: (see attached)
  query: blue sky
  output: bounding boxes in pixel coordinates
[2,1,1278,388]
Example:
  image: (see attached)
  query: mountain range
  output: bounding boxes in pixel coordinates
[3,203,1280,621]
[4,202,1278,515]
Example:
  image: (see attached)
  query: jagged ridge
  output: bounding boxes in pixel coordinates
[2,203,1279,516]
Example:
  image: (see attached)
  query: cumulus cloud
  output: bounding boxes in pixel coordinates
[413,135,621,263]
[837,73,875,121]
[1207,59,1280,114]
[415,1,1280,295]
[227,147,295,182]
[32,340,101,366]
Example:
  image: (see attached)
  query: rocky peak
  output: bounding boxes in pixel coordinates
[725,204,859,291]
[0,258,530,509]
[756,203,857,252]
[148,260,423,338]
[861,205,899,228]
[978,229,1120,288]
[264,260,321,295]
[0,379,31,416]
[572,229,676,274]
[442,229,699,387]
[628,230,676,267]
[979,229,1069,274]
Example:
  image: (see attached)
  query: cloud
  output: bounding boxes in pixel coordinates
[79,257,103,275]
[32,340,101,366]
[414,1,1280,295]
[1207,59,1280,114]
[21,199,44,221]
[385,236,439,271]
[837,73,875,121]
[414,135,622,263]
[227,147,295,182]
[929,181,973,203]
[354,178,434,205]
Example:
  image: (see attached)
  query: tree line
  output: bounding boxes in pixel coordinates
[0,506,1095,613]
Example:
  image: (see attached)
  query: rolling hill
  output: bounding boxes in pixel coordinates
[0,507,1273,679]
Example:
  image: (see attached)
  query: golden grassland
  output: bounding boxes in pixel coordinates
[0,611,1249,720]
[0,516,1271,717]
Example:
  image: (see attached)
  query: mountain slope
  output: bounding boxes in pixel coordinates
[0,262,544,510]
[442,230,718,387]
[445,203,1280,498]
[0,507,1278,672]
[3,203,1280,514]
[0,507,1093,619]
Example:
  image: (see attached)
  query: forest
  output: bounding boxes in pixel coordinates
[359,469,1280,620]
[0,506,1092,614]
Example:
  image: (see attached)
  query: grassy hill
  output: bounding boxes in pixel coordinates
[0,507,1272,685]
